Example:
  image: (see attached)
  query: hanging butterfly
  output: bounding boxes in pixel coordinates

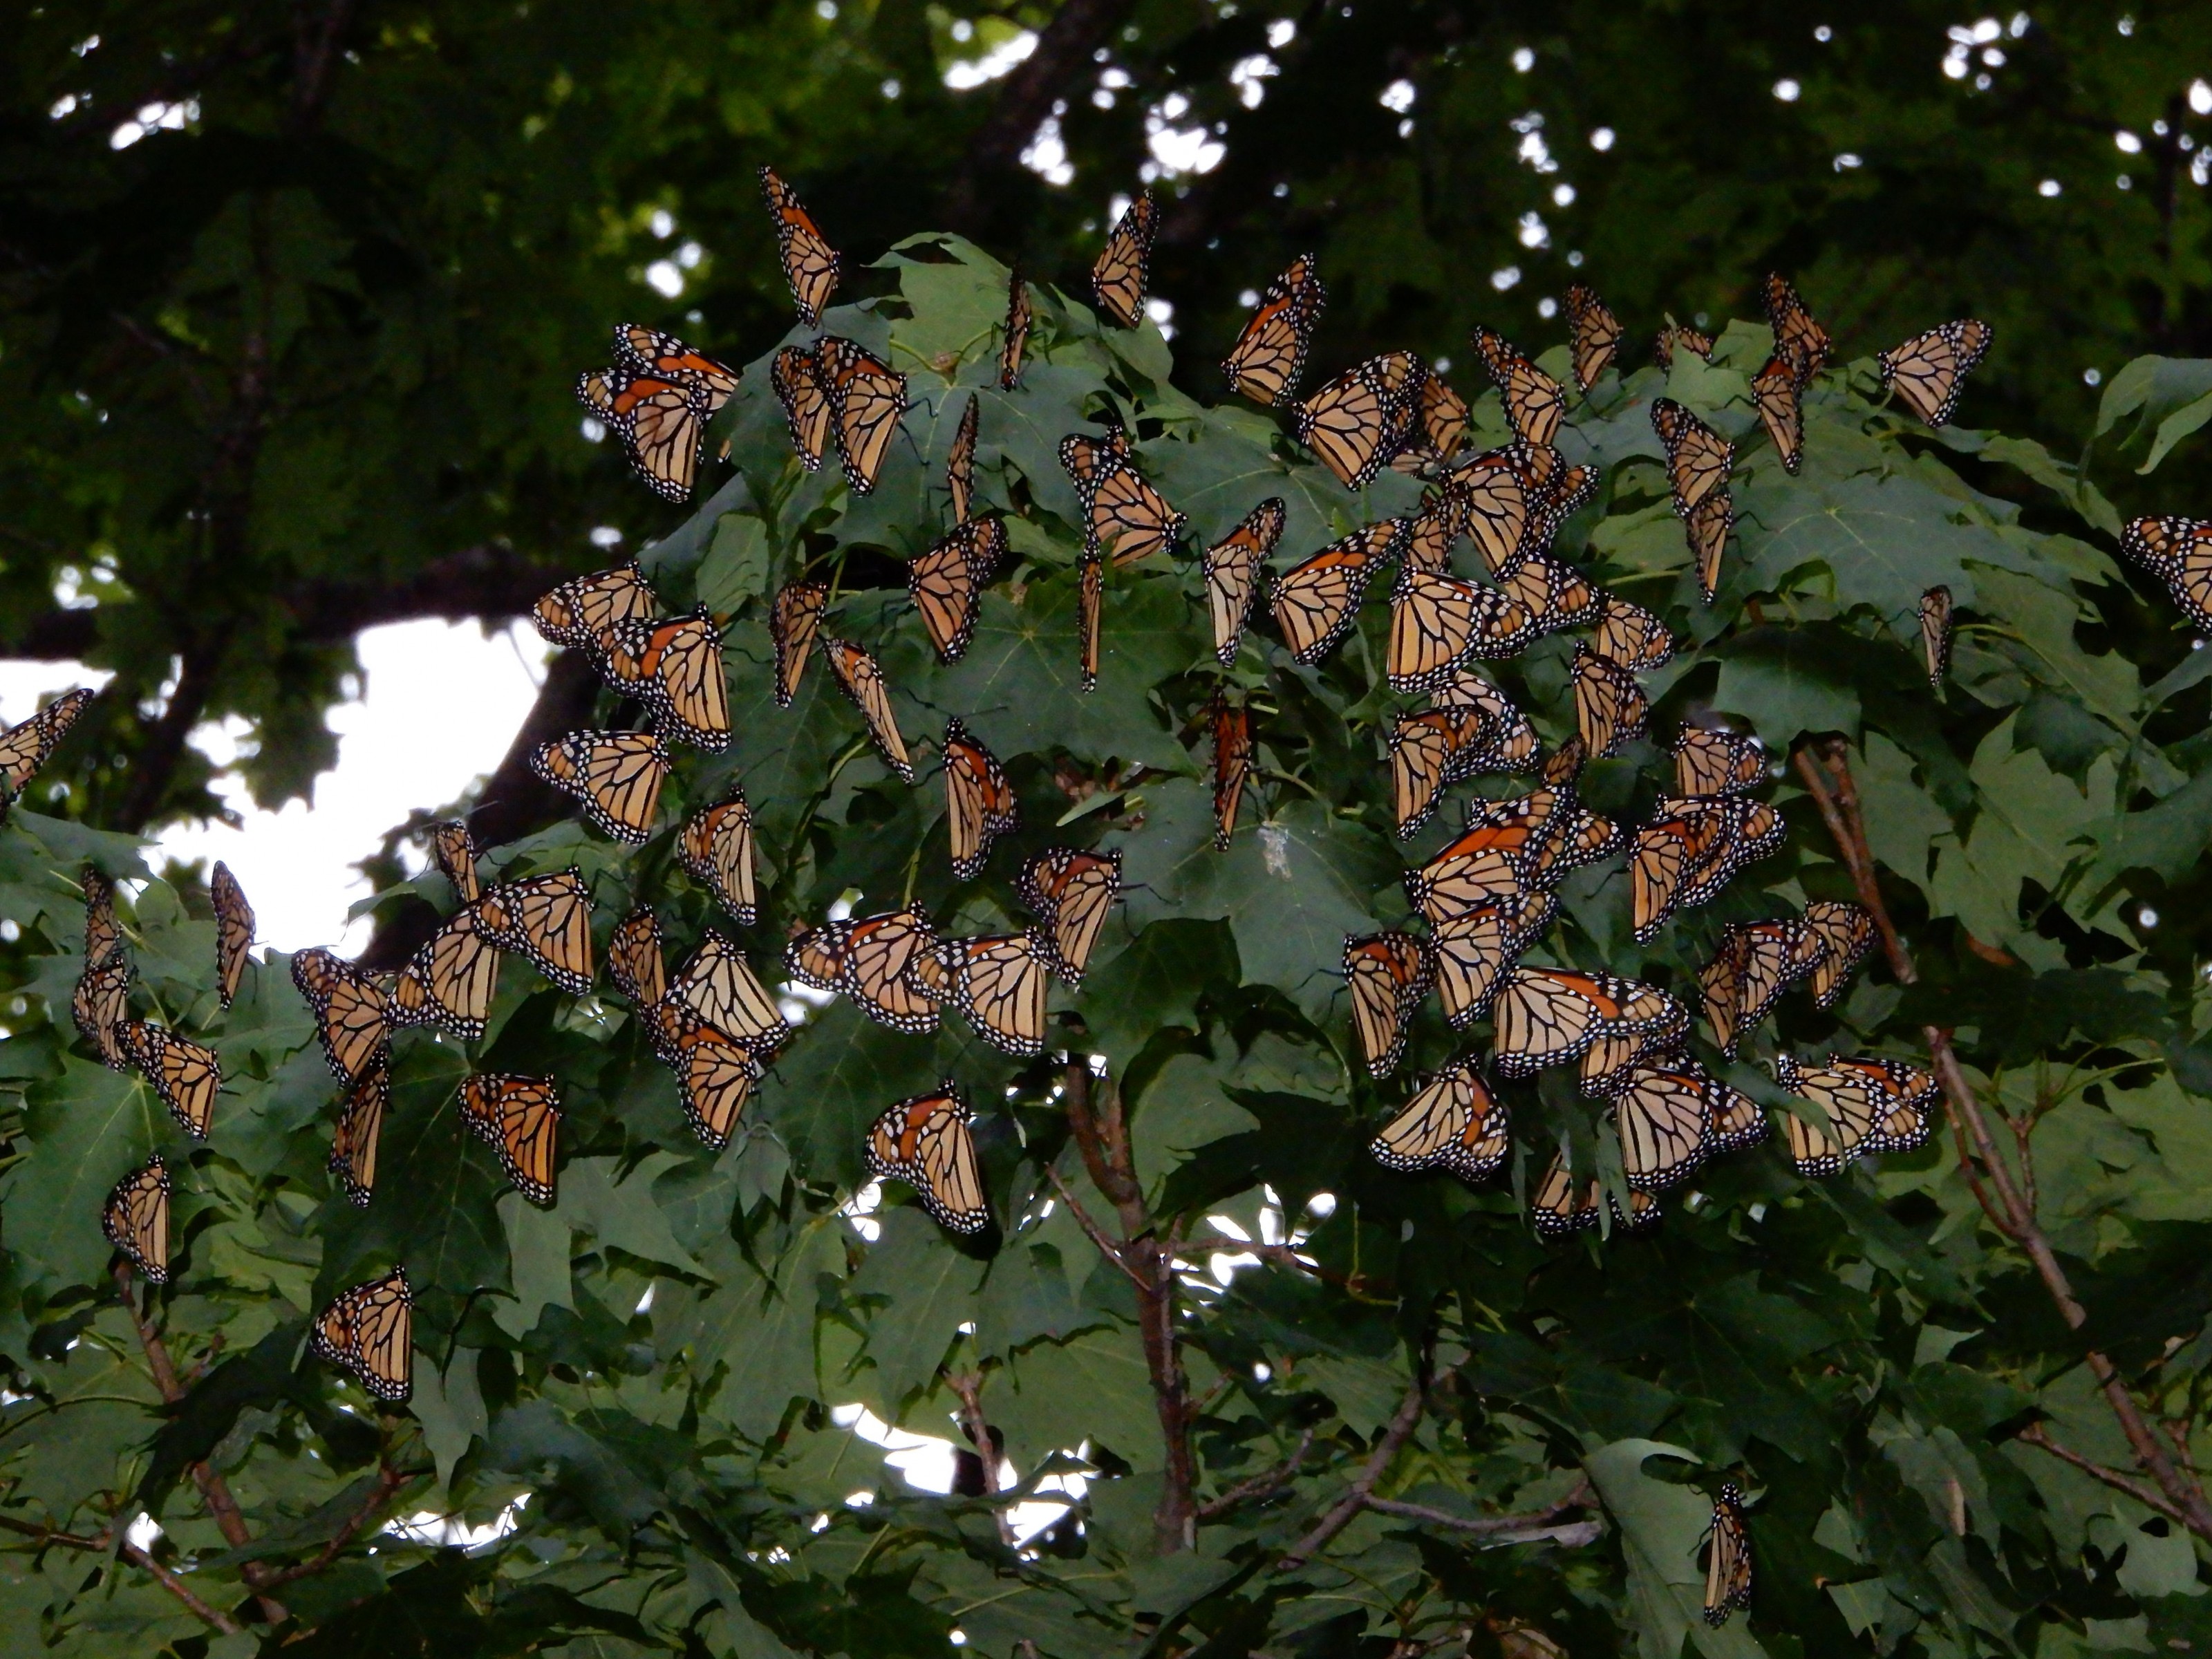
[617,324,738,404]
[1223,252,1326,406]
[1578,993,1693,1097]
[576,361,718,503]
[75,946,131,1070]
[1295,353,1424,489]
[1685,492,1735,605]
[1499,552,1599,637]
[772,344,832,469]
[1763,274,1832,378]
[1880,319,1993,427]
[1591,594,1674,672]
[0,686,93,817]
[1269,518,1406,664]
[1492,967,1681,1077]
[1775,1051,1883,1176]
[529,729,669,844]
[1431,669,1538,770]
[1571,644,1649,758]
[1450,446,1539,576]
[2119,516,2212,632]
[910,515,1006,662]
[944,718,1019,881]
[1650,397,1734,521]
[82,865,120,964]
[1700,920,1823,1056]
[1920,585,1954,687]
[1750,353,1806,474]
[821,638,914,782]
[477,869,595,995]
[679,793,756,926]
[103,1153,169,1283]
[868,1083,991,1235]
[1416,372,1472,463]
[1681,799,1785,914]
[205,860,256,1009]
[647,1002,765,1149]
[941,930,1056,1056]
[1653,321,1715,369]
[1387,569,1540,693]
[1611,1065,1712,1192]
[1406,789,1571,924]
[1344,931,1434,1078]
[460,1074,562,1207]
[758,165,841,325]
[599,610,731,751]
[788,910,939,1034]
[1397,491,1463,577]
[608,907,669,1011]
[1000,269,1031,390]
[666,930,793,1052]
[1530,1151,1660,1239]
[770,580,828,710]
[1631,798,1763,941]
[944,394,980,524]
[1212,697,1253,851]
[1389,706,1497,837]
[120,1020,221,1138]
[1703,1483,1754,1627]
[1562,283,1622,392]
[1674,727,1766,797]
[1017,847,1122,986]
[1698,1065,1770,1156]
[1077,555,1103,693]
[292,946,390,1083]
[320,1047,387,1206]
[1824,1055,1939,1154]
[533,561,659,650]
[1802,901,1875,1008]
[1202,498,1286,665]
[1472,325,1565,447]
[428,821,482,905]
[1369,1058,1509,1183]
[390,901,500,1041]
[816,337,910,496]
[310,1268,413,1403]
[1432,893,1554,1028]
[1059,434,1187,565]
[1091,190,1158,328]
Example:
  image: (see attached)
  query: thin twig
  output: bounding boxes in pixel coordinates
[255,1462,418,1589]
[2015,1425,2193,1528]
[1364,1478,1597,1542]
[1044,1167,1146,1292]
[120,1541,243,1634]
[1196,1428,1316,1521]
[1280,1369,1458,1568]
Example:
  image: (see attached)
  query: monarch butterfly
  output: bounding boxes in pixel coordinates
[1000,270,1031,391]
[792,909,939,1034]
[1880,319,1993,427]
[944,718,1019,881]
[1432,892,1553,1027]
[771,580,829,709]
[1631,798,1751,941]
[1389,706,1494,836]
[1824,1056,1938,1153]
[533,561,659,650]
[202,860,256,1009]
[647,1001,765,1147]
[1450,447,1539,576]
[817,337,909,495]
[823,637,915,782]
[1431,669,1538,770]
[1344,931,1434,1079]
[75,948,131,1071]
[1017,847,1121,986]
[0,686,93,814]
[1562,284,1622,393]
[1223,252,1326,406]
[1611,1065,1711,1191]
[1702,1069,1768,1155]
[460,1074,563,1207]
[1763,274,1831,378]
[1203,498,1287,665]
[1078,555,1103,692]
[1472,326,1565,447]
[1650,397,1734,522]
[120,1020,221,1138]
[2120,516,2212,632]
[1092,191,1157,328]
[1059,434,1188,565]
[1578,993,1692,1095]
[1653,321,1715,369]
[1591,595,1674,672]
[868,1084,991,1234]
[1417,373,1471,463]
[1492,967,1679,1076]
[946,395,979,525]
[617,323,738,403]
[1296,354,1423,489]
[391,901,500,1041]
[668,929,793,1051]
[783,917,850,992]
[941,930,1055,1056]
[1407,806,1556,924]
[478,869,595,995]
[1530,1151,1660,1239]
[292,946,390,1082]
[910,516,1006,662]
[1674,727,1766,797]
[1683,491,1734,605]
[772,344,832,470]
[1571,644,1648,758]
[103,1154,169,1283]
[679,794,756,925]
[1700,920,1821,1056]
[1270,519,1405,664]
[608,906,669,1009]
[1369,1058,1509,1182]
[1499,552,1598,637]
[1397,493,1462,577]
[82,865,120,965]
[1681,798,1783,912]
[1803,900,1873,1008]
[1920,585,1954,687]
[759,165,841,326]
[600,611,731,751]
[1775,1052,1882,1176]
[577,362,715,503]
[1387,568,1539,693]
[427,821,481,905]
[1750,353,1806,476]
[1530,455,1599,547]
[1703,1484,1754,1625]
[529,729,669,844]
[311,1268,413,1403]
[1212,697,1253,851]
[328,1051,388,1207]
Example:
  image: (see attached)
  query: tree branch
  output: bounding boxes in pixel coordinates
[2015,1425,2193,1529]
[120,1539,244,1635]
[1280,1368,1456,1568]
[254,1461,420,1589]
[1363,1480,1598,1545]
[1044,1166,1146,1291]
[1196,1428,1314,1521]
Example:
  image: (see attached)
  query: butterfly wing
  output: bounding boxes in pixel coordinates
[1203,498,1286,665]
[209,861,255,1007]
[772,344,833,469]
[1763,274,1831,377]
[771,580,829,709]
[679,795,757,924]
[823,638,915,781]
[1223,253,1325,405]
[1572,645,1649,758]
[1000,271,1031,390]
[460,1074,563,1206]
[1750,355,1805,474]
[947,931,1053,1056]
[1018,848,1121,986]
[671,930,793,1049]
[478,870,595,994]
[608,906,670,1009]
[759,165,841,324]
[1612,1067,1711,1191]
[533,561,658,648]
[1091,191,1157,328]
[818,337,909,494]
[292,947,390,1083]
[944,718,1019,881]
[1563,283,1622,391]
[1474,326,1565,446]
[529,731,669,843]
[1880,319,1993,427]
[103,1154,170,1282]
[946,395,979,524]
[1212,698,1252,850]
[868,1086,991,1234]
[1920,585,1954,686]
[0,687,93,808]
[1370,1060,1508,1181]
[329,1053,390,1207]
[1344,931,1433,1078]
[393,901,500,1041]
